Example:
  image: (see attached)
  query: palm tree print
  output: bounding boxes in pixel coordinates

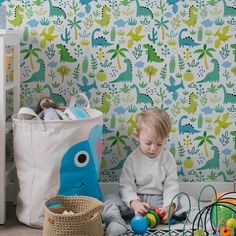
[8,0,236,183]
[20,44,41,70]
[194,131,215,157]
[194,44,215,70]
[107,44,128,70]
[68,16,82,40]
[107,131,128,158]
[155,16,169,41]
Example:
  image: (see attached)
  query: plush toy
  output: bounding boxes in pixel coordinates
[35,97,63,120]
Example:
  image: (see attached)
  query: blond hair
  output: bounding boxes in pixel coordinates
[135,108,172,139]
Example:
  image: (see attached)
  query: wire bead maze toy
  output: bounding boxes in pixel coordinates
[131,192,191,235]
[167,192,191,236]
[192,184,236,236]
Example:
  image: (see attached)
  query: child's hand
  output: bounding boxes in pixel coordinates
[160,203,175,224]
[130,200,150,216]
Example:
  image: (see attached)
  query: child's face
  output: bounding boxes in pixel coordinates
[135,128,165,158]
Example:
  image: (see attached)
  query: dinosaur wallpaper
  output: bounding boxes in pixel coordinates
[3,0,236,182]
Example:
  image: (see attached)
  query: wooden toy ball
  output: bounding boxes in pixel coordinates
[131,216,148,235]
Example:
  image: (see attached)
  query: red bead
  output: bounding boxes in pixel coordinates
[154,208,166,218]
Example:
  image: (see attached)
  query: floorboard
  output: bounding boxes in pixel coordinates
[0,204,42,236]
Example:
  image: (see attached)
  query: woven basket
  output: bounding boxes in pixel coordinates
[43,195,105,236]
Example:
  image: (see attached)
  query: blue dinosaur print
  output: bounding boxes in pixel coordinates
[179,28,200,47]
[77,76,97,99]
[7,0,236,183]
[79,0,95,13]
[167,0,185,13]
[92,28,113,47]
[167,0,184,3]
[164,75,184,100]
[58,125,103,199]
[179,115,200,134]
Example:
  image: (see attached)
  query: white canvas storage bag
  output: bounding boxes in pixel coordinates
[12,94,103,228]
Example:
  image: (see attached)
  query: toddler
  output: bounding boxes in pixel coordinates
[102,108,179,236]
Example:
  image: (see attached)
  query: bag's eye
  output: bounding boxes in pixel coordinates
[74,151,89,167]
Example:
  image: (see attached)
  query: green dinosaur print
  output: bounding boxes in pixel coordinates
[182,92,198,114]
[23,59,45,83]
[8,6,24,27]
[222,0,236,16]
[95,6,111,27]
[56,44,77,63]
[182,5,198,27]
[94,93,111,114]
[8,0,236,183]
[197,146,219,170]
[217,171,229,181]
[130,84,154,106]
[110,59,133,83]
[127,114,139,136]
[197,59,220,83]
[218,85,236,104]
[143,44,164,63]
[48,0,66,18]
[43,84,67,106]
[135,0,153,19]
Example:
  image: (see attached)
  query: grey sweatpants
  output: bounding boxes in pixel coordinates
[102,192,163,228]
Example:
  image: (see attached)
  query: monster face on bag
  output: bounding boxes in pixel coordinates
[58,125,103,199]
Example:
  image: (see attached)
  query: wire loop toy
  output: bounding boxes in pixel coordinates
[168,192,191,236]
[128,185,235,236]
[192,190,236,235]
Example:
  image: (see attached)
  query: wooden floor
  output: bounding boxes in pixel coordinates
[0,204,42,236]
